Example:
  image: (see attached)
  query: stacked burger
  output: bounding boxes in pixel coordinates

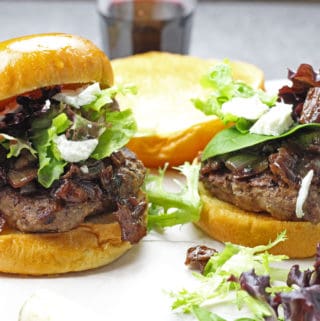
[196,63,320,258]
[0,33,147,275]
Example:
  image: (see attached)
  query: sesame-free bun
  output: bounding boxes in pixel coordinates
[0,220,131,275]
[112,52,264,168]
[196,183,320,258]
[0,33,113,102]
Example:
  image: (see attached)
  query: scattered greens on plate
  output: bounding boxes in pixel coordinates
[170,231,320,321]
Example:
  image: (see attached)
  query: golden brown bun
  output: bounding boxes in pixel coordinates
[0,33,113,102]
[196,182,320,258]
[112,52,264,168]
[0,221,131,275]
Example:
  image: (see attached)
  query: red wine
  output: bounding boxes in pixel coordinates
[99,1,193,59]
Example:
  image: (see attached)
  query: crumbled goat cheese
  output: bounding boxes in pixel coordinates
[80,165,89,174]
[43,99,51,111]
[53,83,101,108]
[249,103,294,136]
[221,95,269,120]
[296,170,314,219]
[19,290,103,321]
[54,135,98,163]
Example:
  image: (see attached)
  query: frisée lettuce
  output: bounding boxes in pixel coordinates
[193,60,277,134]
[0,133,36,158]
[144,162,202,230]
[170,232,292,321]
[169,231,320,321]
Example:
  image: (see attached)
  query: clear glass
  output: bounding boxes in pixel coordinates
[97,0,197,59]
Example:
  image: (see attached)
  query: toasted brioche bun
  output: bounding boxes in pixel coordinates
[0,33,113,103]
[0,221,131,275]
[0,34,144,275]
[196,183,320,258]
[112,52,264,168]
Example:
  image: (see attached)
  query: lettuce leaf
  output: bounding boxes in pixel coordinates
[192,306,256,321]
[68,113,105,141]
[203,231,288,278]
[144,163,202,230]
[170,232,288,318]
[193,61,276,124]
[202,122,320,161]
[0,133,36,158]
[91,109,137,159]
[84,84,137,115]
[192,306,227,321]
[31,113,72,188]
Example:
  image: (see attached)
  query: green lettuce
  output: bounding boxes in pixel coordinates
[202,123,320,161]
[193,61,277,125]
[192,306,257,321]
[0,133,36,158]
[31,113,71,188]
[170,232,288,320]
[144,163,202,230]
[91,108,137,159]
[83,84,137,117]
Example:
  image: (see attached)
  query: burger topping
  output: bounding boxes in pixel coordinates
[193,59,277,134]
[197,63,320,223]
[295,169,314,218]
[54,134,98,163]
[185,245,217,273]
[221,95,269,120]
[53,83,101,108]
[0,83,147,243]
[249,103,294,136]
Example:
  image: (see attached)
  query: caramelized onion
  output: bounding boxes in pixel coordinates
[225,154,268,178]
[295,130,320,153]
[8,168,37,188]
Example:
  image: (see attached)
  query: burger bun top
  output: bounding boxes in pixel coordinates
[0,33,113,102]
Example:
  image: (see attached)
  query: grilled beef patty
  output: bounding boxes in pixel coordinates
[0,148,147,243]
[200,130,320,223]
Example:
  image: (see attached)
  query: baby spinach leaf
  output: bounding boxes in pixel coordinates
[202,123,320,161]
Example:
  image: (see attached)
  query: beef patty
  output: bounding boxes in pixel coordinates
[200,129,320,223]
[0,148,147,243]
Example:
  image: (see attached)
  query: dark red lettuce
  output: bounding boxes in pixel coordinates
[280,285,320,321]
[279,64,320,107]
[239,269,271,302]
[278,64,320,122]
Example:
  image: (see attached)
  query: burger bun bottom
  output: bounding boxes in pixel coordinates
[196,182,320,258]
[0,218,131,275]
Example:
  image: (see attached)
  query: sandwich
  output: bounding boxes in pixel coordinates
[111,52,265,167]
[0,33,147,275]
[195,62,320,258]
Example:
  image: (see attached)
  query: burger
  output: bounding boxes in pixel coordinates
[195,63,320,258]
[0,33,147,275]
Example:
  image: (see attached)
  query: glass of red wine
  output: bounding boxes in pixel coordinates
[97,0,197,59]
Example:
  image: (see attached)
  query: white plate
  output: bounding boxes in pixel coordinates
[1,79,314,321]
